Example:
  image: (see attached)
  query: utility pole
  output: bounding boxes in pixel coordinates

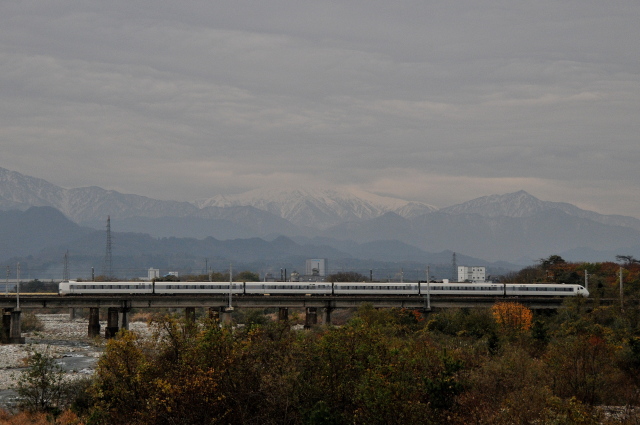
[103,216,113,279]
[584,269,588,290]
[620,267,624,311]
[452,252,457,282]
[63,251,69,281]
[425,265,431,311]
[227,263,233,311]
[16,262,20,310]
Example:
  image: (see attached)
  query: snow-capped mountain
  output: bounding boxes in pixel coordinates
[194,188,437,229]
[0,168,436,230]
[0,167,66,209]
[0,167,200,223]
[441,190,640,231]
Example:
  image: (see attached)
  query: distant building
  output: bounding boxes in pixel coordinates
[458,266,486,283]
[148,268,160,280]
[305,259,328,277]
[167,271,179,278]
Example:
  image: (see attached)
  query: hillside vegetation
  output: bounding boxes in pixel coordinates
[5,257,640,424]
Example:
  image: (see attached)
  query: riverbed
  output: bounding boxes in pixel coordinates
[0,314,149,409]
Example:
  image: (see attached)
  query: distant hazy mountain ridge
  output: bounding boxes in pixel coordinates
[442,190,640,231]
[0,167,199,222]
[2,167,640,265]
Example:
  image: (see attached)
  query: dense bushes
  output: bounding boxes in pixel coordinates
[11,296,640,424]
[20,312,44,333]
[71,300,640,424]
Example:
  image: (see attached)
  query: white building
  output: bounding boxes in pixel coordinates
[458,266,486,283]
[147,268,160,280]
[305,259,328,277]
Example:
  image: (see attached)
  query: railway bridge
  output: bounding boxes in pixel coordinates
[2,294,581,343]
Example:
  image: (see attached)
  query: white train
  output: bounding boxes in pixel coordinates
[59,281,589,297]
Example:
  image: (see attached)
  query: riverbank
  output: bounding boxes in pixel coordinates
[0,314,149,399]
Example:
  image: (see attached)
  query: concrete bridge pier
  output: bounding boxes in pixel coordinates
[88,308,101,338]
[220,307,233,325]
[2,309,11,343]
[105,307,119,339]
[185,307,196,323]
[208,307,220,321]
[304,307,318,329]
[2,309,24,344]
[119,306,130,331]
[69,308,77,320]
[278,307,289,322]
[322,306,334,325]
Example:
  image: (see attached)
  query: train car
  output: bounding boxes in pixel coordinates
[504,283,588,297]
[425,283,505,296]
[424,282,588,297]
[59,280,589,297]
[245,282,332,295]
[333,282,420,295]
[59,281,153,295]
[153,282,244,295]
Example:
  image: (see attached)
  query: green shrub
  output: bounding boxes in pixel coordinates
[21,312,44,332]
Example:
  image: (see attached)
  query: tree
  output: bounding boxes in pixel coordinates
[90,331,152,424]
[492,302,533,334]
[540,255,566,268]
[235,271,260,281]
[326,271,368,282]
[545,334,618,405]
[17,347,65,414]
[616,255,640,265]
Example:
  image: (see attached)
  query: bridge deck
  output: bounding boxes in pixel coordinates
[1,294,573,310]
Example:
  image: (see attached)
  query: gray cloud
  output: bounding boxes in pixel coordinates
[1,0,639,216]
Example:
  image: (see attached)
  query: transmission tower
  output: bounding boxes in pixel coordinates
[63,250,69,281]
[451,252,457,282]
[103,216,113,279]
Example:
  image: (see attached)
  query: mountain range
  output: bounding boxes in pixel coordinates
[1,167,639,279]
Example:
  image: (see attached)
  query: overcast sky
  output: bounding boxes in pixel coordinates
[1,1,639,217]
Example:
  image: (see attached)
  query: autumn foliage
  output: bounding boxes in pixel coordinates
[10,255,640,424]
[56,297,640,424]
[492,301,533,333]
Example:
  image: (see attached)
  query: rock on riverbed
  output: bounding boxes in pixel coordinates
[0,314,149,391]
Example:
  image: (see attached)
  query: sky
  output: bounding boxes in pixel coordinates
[1,1,639,217]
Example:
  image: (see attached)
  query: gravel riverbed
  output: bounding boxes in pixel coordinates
[0,314,150,392]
